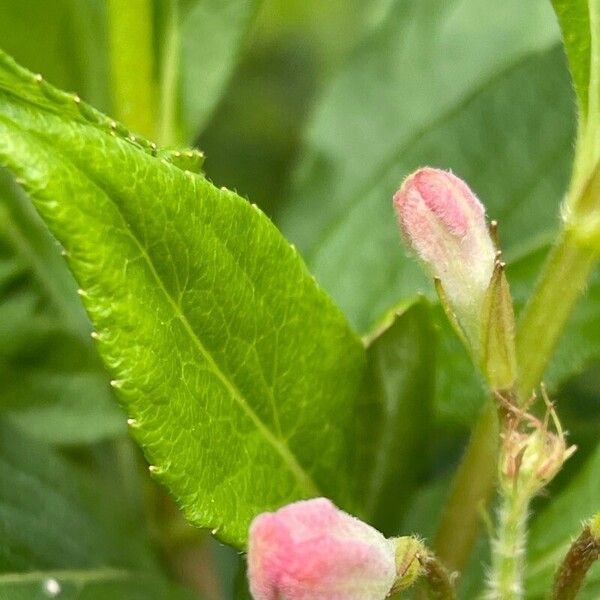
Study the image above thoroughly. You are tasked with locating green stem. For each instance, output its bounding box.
[107,0,157,138]
[488,488,529,600]
[434,401,499,572]
[157,0,181,146]
[516,230,598,401]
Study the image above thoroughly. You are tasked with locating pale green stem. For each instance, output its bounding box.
[487,488,529,600]
[516,230,598,402]
[107,0,157,138]
[157,0,182,146]
[434,401,499,572]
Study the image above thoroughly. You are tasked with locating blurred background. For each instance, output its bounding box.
[0,0,599,598]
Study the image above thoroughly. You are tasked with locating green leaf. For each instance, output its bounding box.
[526,442,600,599]
[0,420,196,599]
[0,422,146,572]
[551,0,600,233]
[0,51,365,548]
[0,0,110,111]
[551,0,598,122]
[176,0,262,141]
[153,0,262,145]
[0,170,125,444]
[357,301,435,536]
[0,571,197,600]
[198,0,391,215]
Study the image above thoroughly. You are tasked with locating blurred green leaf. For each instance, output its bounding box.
[0,420,196,600]
[0,572,198,600]
[199,0,387,215]
[0,425,151,573]
[0,51,365,547]
[0,171,125,444]
[109,0,262,144]
[556,362,600,453]
[175,0,262,141]
[0,0,110,111]
[526,442,600,599]
[358,301,435,536]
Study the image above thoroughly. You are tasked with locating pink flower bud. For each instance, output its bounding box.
[394,168,496,343]
[247,498,396,600]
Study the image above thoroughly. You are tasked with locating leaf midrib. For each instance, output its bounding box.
[1,114,321,498]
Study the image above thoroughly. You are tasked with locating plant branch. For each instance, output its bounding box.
[157,0,181,146]
[516,230,598,402]
[486,487,529,600]
[418,552,457,600]
[107,0,157,139]
[551,516,600,600]
[434,401,499,572]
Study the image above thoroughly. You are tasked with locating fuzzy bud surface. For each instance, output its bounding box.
[247,498,396,600]
[394,168,496,343]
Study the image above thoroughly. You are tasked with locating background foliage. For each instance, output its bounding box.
[0,0,598,599]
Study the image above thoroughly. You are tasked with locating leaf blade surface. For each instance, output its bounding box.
[0,51,365,547]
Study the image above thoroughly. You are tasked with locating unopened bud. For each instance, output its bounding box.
[498,390,576,497]
[394,168,514,383]
[247,498,396,600]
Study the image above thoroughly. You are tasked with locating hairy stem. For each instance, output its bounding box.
[107,0,157,138]
[516,230,597,401]
[551,521,600,600]
[486,487,529,600]
[418,552,457,600]
[434,401,499,572]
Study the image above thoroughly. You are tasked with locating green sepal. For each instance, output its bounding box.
[389,536,425,594]
[479,260,517,391]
